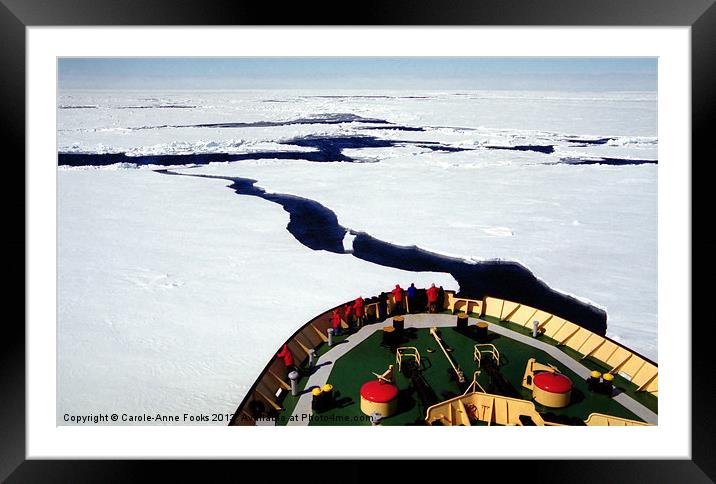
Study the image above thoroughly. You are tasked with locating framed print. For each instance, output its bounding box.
[5,0,714,480]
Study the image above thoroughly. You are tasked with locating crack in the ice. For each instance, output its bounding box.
[483,144,556,154]
[58,134,469,167]
[156,169,608,335]
[558,157,658,166]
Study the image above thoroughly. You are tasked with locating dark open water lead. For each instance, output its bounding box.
[158,169,607,335]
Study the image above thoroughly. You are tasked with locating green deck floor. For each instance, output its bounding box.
[283,323,645,426]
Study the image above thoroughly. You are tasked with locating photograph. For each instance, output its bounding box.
[7,10,709,478]
[56,57,659,428]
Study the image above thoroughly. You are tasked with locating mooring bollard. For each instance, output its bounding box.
[308,349,316,367]
[393,315,405,332]
[289,371,299,397]
[533,320,539,338]
[476,321,488,341]
[327,328,334,347]
[370,412,383,426]
[456,313,468,331]
[601,372,614,396]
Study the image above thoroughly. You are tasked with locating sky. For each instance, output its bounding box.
[58,58,657,91]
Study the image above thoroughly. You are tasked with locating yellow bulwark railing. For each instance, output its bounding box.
[446,293,658,398]
[231,300,347,425]
[584,413,651,426]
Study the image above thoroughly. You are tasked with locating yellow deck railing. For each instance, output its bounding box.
[395,346,421,373]
[473,343,500,368]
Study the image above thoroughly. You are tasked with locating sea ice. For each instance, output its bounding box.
[57,89,657,424]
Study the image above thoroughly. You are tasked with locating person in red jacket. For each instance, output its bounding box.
[426,283,439,313]
[391,284,405,315]
[276,343,297,375]
[331,308,342,336]
[343,303,353,329]
[353,296,365,328]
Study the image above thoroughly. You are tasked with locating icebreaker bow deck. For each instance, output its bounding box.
[231,291,657,426]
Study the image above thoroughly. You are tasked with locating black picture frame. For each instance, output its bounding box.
[5,0,713,481]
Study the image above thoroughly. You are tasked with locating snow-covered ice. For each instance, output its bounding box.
[57,89,657,424]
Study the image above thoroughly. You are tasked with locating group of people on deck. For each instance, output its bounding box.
[331,295,366,336]
[331,283,447,336]
[401,282,446,314]
[278,283,447,372]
